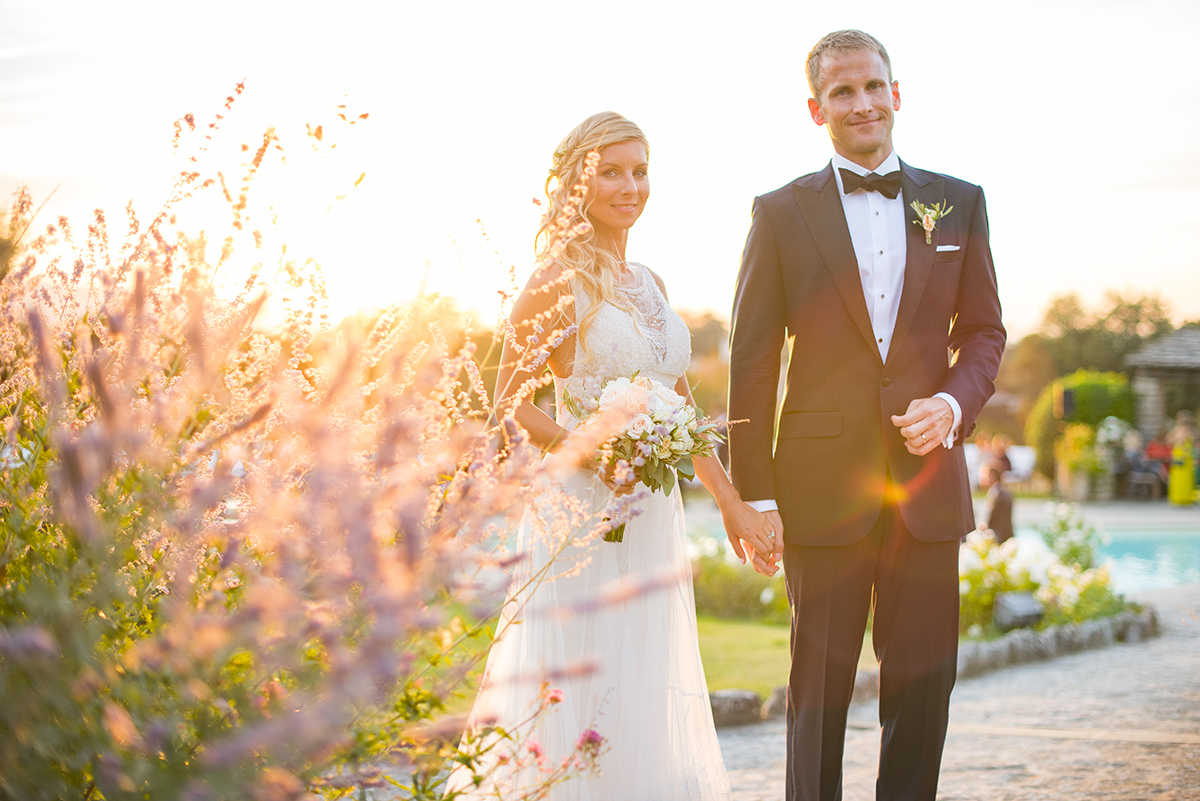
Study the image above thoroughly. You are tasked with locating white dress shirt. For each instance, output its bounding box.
[833,151,907,362]
[746,151,961,516]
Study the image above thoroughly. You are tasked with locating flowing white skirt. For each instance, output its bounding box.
[448,453,730,800]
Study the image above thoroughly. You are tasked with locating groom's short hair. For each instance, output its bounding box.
[806,30,893,99]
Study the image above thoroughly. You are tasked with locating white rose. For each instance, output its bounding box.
[653,383,683,408]
[626,413,654,438]
[654,441,673,460]
[641,391,664,417]
[598,378,633,412]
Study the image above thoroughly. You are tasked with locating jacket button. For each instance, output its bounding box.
[882,377,891,387]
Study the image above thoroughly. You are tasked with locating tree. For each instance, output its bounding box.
[1038,291,1173,375]
[678,311,730,417]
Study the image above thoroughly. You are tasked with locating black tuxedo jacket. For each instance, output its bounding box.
[728,161,1005,546]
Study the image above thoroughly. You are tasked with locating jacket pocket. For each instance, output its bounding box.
[778,411,842,439]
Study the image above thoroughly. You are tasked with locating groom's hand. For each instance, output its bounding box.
[891,397,953,456]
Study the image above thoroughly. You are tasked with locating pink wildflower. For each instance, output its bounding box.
[575,728,605,757]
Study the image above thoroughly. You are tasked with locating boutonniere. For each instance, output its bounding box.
[910,199,953,245]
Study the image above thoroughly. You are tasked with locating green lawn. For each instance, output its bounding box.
[447,615,878,711]
[697,616,876,699]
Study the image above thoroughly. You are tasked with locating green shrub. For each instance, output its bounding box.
[958,534,1039,635]
[692,555,789,626]
[1055,423,1101,475]
[1038,502,1107,570]
[959,505,1127,637]
[1025,370,1134,479]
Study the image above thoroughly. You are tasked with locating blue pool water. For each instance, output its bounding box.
[1096,529,1200,592]
[1016,527,1200,593]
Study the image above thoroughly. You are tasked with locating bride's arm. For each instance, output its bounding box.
[493,263,576,452]
[673,375,779,577]
[649,271,779,574]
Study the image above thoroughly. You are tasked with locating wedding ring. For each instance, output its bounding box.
[768,531,776,540]
[920,433,927,444]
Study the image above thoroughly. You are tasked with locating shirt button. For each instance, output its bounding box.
[880,293,885,298]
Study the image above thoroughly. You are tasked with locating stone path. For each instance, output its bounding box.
[717,582,1200,800]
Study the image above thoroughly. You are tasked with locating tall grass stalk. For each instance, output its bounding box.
[0,91,621,801]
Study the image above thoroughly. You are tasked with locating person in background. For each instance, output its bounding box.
[1145,429,1173,496]
[977,460,1013,544]
[989,433,1013,475]
[1166,411,1197,506]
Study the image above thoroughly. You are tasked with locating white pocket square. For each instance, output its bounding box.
[935,244,960,252]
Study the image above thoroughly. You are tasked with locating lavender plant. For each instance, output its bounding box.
[0,94,609,800]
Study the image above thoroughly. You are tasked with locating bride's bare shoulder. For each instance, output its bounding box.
[641,264,670,302]
[510,262,574,323]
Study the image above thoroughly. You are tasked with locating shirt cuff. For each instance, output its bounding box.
[746,499,779,513]
[934,392,962,449]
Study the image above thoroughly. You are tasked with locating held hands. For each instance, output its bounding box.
[891,397,953,456]
[719,502,783,577]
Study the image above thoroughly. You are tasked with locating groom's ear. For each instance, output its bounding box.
[807,97,826,127]
[892,81,901,111]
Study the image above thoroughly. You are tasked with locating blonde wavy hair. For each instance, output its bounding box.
[536,111,649,358]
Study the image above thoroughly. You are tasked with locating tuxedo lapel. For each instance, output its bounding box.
[889,162,944,364]
[790,166,879,362]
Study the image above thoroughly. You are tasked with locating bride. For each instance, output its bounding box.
[448,112,777,800]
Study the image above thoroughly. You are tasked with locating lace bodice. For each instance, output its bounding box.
[555,263,691,425]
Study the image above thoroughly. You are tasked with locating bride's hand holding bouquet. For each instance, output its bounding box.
[563,374,725,542]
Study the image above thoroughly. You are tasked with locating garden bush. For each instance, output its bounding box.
[692,554,789,626]
[959,504,1126,636]
[1025,370,1134,479]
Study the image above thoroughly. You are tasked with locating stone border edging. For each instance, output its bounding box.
[711,607,1160,728]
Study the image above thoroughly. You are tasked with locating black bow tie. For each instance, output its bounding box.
[839,168,902,199]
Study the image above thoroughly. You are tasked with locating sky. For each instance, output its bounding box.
[2,0,1199,338]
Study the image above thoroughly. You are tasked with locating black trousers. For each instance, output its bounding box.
[782,500,960,801]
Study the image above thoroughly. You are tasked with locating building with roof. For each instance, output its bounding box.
[1126,327,1200,439]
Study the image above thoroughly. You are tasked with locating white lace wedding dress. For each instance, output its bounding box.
[448,263,730,800]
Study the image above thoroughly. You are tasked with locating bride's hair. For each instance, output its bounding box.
[537,111,649,358]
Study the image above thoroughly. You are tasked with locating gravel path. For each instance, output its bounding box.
[718,582,1200,800]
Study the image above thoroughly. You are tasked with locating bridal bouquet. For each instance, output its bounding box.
[563,374,725,542]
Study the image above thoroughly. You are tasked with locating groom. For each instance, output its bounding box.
[727,30,1005,801]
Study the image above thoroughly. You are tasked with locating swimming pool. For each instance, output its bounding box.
[1016,526,1200,594]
